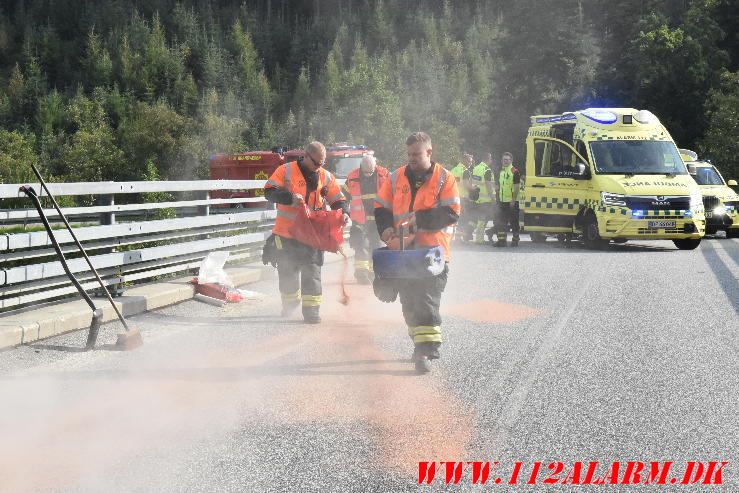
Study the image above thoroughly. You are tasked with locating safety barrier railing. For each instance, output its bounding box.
[0,180,275,312]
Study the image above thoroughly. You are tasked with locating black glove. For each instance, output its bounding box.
[469,186,480,202]
[262,234,278,268]
[373,275,399,303]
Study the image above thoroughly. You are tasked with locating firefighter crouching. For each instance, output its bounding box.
[343,155,390,284]
[263,141,349,324]
[494,152,521,247]
[374,132,461,373]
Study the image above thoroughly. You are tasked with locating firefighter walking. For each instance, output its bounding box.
[374,132,460,373]
[343,155,390,284]
[494,152,521,247]
[264,141,349,323]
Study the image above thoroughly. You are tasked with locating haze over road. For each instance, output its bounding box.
[1,238,737,492]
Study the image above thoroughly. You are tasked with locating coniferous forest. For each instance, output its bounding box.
[0,0,738,185]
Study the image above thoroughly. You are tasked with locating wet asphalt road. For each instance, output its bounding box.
[0,236,737,492]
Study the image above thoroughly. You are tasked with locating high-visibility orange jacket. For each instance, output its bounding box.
[264,161,345,239]
[343,166,390,225]
[374,163,460,260]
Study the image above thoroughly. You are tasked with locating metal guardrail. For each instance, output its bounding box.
[0,180,276,312]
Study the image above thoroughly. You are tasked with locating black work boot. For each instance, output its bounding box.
[412,342,439,373]
[426,342,441,360]
[302,306,321,324]
[511,236,520,247]
[281,301,300,318]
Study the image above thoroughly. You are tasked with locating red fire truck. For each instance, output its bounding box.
[209,144,374,208]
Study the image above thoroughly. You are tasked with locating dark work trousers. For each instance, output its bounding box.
[458,199,477,240]
[275,235,324,316]
[351,221,383,267]
[495,202,520,242]
[397,264,449,346]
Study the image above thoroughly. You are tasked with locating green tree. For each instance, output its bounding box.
[699,70,739,179]
[62,90,125,183]
[0,129,38,184]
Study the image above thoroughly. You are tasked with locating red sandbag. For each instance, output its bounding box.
[288,202,344,252]
[189,278,244,303]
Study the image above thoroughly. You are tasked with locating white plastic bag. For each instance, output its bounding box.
[197,251,233,286]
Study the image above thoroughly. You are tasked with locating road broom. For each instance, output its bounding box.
[20,165,143,351]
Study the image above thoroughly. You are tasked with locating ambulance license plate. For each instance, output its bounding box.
[705,211,713,218]
[647,220,676,229]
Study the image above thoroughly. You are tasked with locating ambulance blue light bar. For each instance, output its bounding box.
[583,109,618,124]
[535,114,577,123]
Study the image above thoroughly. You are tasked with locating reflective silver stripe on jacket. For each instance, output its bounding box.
[394,212,412,223]
[440,197,461,206]
[433,166,448,207]
[391,168,401,193]
[374,196,391,208]
[277,210,296,220]
[417,226,454,234]
[285,162,292,186]
[265,179,281,188]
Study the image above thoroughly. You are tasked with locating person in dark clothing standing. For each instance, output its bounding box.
[494,152,522,247]
[264,141,349,323]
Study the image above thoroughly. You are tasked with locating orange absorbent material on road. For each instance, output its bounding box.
[288,202,345,253]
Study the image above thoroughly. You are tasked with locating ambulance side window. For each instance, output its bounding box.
[534,141,549,176]
[575,140,588,163]
[535,139,577,177]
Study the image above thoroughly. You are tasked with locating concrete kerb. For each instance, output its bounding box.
[0,249,353,351]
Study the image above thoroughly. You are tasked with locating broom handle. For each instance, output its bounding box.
[29,164,130,331]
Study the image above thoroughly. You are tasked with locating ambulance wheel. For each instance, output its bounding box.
[673,239,701,250]
[530,232,547,243]
[583,215,609,249]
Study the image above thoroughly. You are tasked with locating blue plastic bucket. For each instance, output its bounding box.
[372,246,445,279]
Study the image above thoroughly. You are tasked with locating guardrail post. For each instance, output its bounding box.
[99,194,115,225]
[197,190,210,217]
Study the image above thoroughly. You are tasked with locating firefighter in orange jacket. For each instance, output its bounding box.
[264,141,349,324]
[373,132,461,373]
[343,155,390,284]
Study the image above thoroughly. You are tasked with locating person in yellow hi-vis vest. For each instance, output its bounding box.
[450,153,477,242]
[342,155,390,284]
[471,152,496,243]
[494,152,521,247]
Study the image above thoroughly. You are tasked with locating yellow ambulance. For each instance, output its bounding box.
[678,150,739,238]
[523,108,705,249]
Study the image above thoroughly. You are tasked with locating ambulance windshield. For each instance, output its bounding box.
[589,141,687,175]
[692,166,724,185]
